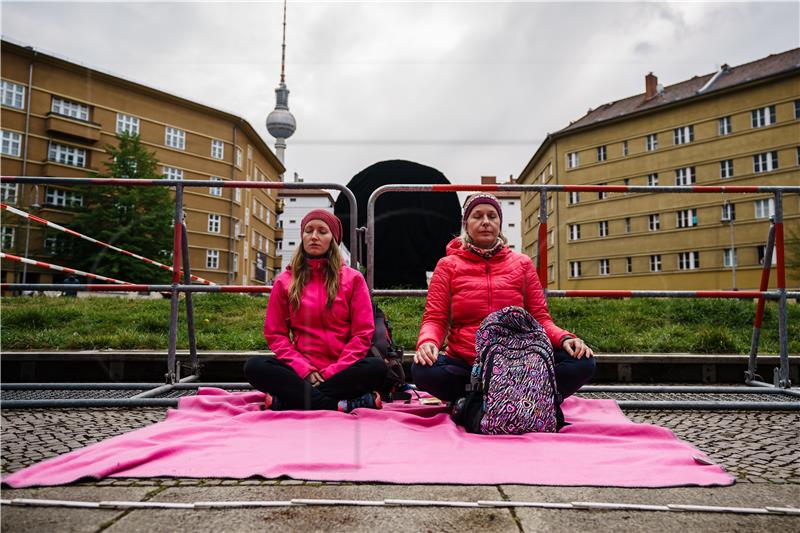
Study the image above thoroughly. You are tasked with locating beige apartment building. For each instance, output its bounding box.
[519,49,800,290]
[0,39,285,286]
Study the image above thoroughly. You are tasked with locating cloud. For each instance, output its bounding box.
[2,1,798,186]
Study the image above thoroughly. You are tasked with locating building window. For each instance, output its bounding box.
[720,159,734,179]
[649,214,660,231]
[718,116,732,135]
[622,140,629,156]
[44,187,83,208]
[673,125,694,145]
[795,100,800,119]
[209,177,223,196]
[1,183,18,203]
[753,151,778,173]
[1,80,25,109]
[598,184,608,200]
[48,142,86,167]
[678,251,700,270]
[208,214,221,234]
[548,230,554,246]
[568,191,580,205]
[569,224,580,241]
[647,173,658,187]
[1,226,14,249]
[1,130,22,157]
[757,245,777,265]
[676,208,698,228]
[723,248,737,268]
[211,139,224,160]
[165,127,185,150]
[754,198,775,219]
[235,147,243,168]
[234,187,241,203]
[233,252,239,274]
[566,152,579,169]
[599,220,608,237]
[624,217,631,233]
[650,255,662,272]
[51,97,89,121]
[163,166,183,180]
[206,250,219,269]
[646,133,658,151]
[548,265,554,282]
[626,257,633,273]
[721,202,736,222]
[569,261,581,278]
[266,210,271,225]
[43,236,59,255]
[597,145,607,162]
[751,105,776,128]
[116,113,139,135]
[599,259,610,276]
[675,166,696,186]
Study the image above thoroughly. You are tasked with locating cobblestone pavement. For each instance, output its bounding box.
[2,401,798,485]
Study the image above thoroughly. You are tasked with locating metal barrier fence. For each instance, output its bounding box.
[366,183,800,397]
[1,176,799,409]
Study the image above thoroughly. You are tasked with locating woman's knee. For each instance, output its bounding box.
[243,355,275,381]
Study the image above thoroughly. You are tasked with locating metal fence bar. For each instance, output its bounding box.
[370,288,785,299]
[165,184,184,384]
[773,191,791,388]
[0,177,360,269]
[615,401,799,410]
[580,385,797,394]
[180,221,199,375]
[747,222,776,384]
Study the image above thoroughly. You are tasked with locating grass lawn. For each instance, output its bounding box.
[1,293,797,354]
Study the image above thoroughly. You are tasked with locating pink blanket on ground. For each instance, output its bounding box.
[3,388,733,488]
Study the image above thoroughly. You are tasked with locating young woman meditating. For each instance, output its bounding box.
[244,209,387,412]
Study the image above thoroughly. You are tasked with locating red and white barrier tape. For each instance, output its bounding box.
[1,203,215,285]
[0,252,133,286]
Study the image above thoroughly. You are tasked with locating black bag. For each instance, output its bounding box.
[368,303,406,400]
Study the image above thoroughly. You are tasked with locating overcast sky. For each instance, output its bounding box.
[2,1,799,188]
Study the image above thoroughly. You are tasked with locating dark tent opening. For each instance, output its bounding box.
[334,160,461,289]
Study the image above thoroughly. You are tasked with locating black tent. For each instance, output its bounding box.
[334,160,461,289]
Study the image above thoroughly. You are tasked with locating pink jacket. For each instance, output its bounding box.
[264,259,375,379]
[417,238,573,364]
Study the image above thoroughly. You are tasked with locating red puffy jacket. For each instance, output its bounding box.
[417,238,573,364]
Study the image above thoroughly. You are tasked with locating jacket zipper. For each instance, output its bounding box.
[485,261,493,311]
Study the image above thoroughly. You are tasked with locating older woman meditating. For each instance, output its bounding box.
[413,193,595,403]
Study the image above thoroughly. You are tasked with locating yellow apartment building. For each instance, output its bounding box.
[0,39,285,286]
[519,48,800,290]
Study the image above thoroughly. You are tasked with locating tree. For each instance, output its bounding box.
[69,133,174,284]
[786,221,800,288]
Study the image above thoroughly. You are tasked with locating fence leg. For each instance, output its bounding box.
[773,192,791,389]
[746,222,775,384]
[537,191,548,288]
[166,184,184,385]
[180,221,199,376]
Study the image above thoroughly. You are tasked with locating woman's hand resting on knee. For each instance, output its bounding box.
[562,337,594,359]
[414,342,439,366]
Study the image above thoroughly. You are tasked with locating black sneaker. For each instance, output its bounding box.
[338,392,382,413]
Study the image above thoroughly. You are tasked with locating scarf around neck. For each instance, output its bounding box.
[464,238,505,259]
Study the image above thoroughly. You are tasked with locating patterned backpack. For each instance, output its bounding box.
[451,306,561,435]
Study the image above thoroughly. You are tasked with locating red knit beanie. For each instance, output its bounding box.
[300,209,343,244]
[462,193,503,228]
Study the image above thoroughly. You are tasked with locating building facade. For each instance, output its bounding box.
[519,49,800,290]
[1,40,286,286]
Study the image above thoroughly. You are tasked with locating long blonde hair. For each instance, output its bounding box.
[287,242,342,310]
